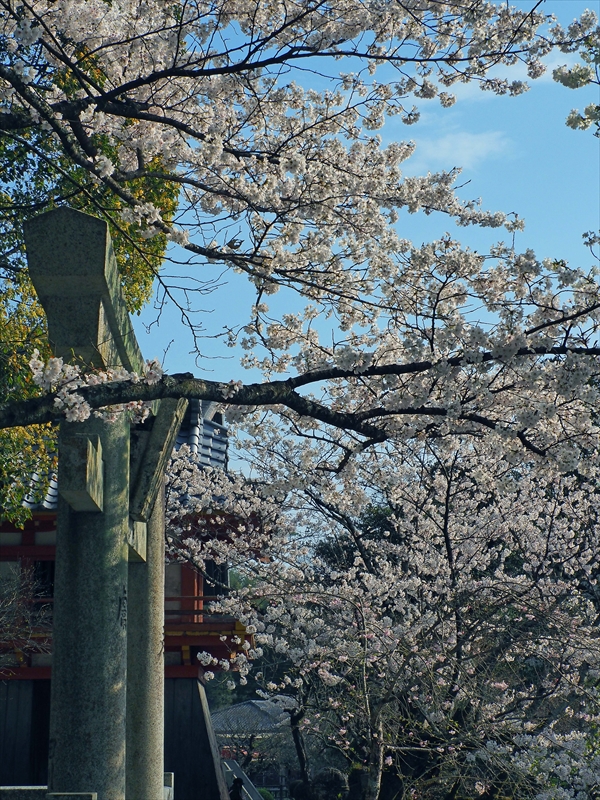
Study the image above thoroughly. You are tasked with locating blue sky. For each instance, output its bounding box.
[132,0,600,381]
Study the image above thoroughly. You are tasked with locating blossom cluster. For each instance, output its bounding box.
[551,18,600,136]
[28,350,163,423]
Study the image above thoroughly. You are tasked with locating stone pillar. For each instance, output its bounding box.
[126,485,165,800]
[25,208,144,800]
[47,415,130,799]
[126,398,187,800]
[25,209,187,800]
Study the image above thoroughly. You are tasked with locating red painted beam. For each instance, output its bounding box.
[0,666,51,680]
[164,665,202,678]
[0,546,56,558]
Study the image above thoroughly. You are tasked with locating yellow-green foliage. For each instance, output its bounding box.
[0,127,179,523]
[0,272,56,525]
[50,48,180,310]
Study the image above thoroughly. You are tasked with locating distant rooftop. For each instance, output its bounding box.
[175,399,227,470]
[212,699,291,736]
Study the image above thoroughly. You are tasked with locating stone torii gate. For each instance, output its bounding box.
[22,207,189,800]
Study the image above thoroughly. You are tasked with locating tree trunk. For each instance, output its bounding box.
[289,707,312,799]
[241,735,255,769]
[362,719,384,800]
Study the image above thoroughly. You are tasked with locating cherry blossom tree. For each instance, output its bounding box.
[6,227,600,488]
[0,562,52,667]
[2,5,599,796]
[0,1,599,472]
[167,435,600,800]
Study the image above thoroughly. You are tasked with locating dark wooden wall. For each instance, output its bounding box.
[165,677,227,800]
[1,679,222,799]
[0,680,50,785]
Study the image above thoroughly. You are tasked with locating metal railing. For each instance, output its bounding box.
[222,759,265,800]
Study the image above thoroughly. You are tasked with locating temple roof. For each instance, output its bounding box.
[211,699,292,736]
[175,400,228,469]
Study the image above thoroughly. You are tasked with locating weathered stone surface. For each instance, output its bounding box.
[0,789,48,800]
[24,207,144,373]
[46,794,98,799]
[127,519,147,562]
[24,208,188,800]
[126,485,166,800]
[58,435,103,513]
[48,416,130,800]
[130,399,188,522]
[163,774,174,800]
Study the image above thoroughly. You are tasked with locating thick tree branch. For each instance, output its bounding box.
[0,110,35,131]
[0,373,386,437]
[287,345,600,389]
[3,341,599,451]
